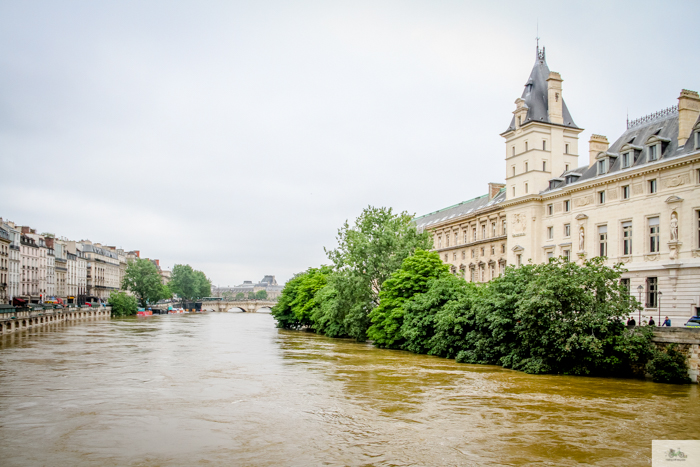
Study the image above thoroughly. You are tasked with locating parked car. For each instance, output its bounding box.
[684,316,700,327]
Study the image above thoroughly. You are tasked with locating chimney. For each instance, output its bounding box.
[155,259,160,266]
[134,250,140,258]
[488,182,506,199]
[546,72,563,124]
[589,134,609,168]
[678,89,700,146]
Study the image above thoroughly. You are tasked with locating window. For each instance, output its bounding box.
[597,159,607,175]
[646,277,658,308]
[598,191,606,204]
[491,245,495,255]
[547,226,553,239]
[622,152,631,168]
[564,200,571,212]
[598,225,608,257]
[525,162,529,172]
[445,235,449,247]
[696,131,700,149]
[698,210,700,248]
[563,249,571,261]
[546,251,554,260]
[471,249,475,258]
[491,222,496,237]
[648,144,658,161]
[481,247,485,256]
[501,243,506,253]
[462,250,466,260]
[621,278,630,293]
[512,166,516,176]
[525,183,529,193]
[565,144,569,154]
[512,186,516,196]
[464,231,468,244]
[622,185,630,199]
[437,237,442,248]
[453,252,457,261]
[565,163,570,171]
[543,161,547,171]
[512,146,515,157]
[543,141,547,150]
[444,254,448,262]
[516,254,522,266]
[454,233,458,245]
[564,224,571,237]
[473,227,477,241]
[490,263,495,279]
[649,217,660,253]
[481,225,486,238]
[503,219,507,235]
[649,179,657,193]
[622,221,633,256]
[525,141,528,151]
[547,204,553,215]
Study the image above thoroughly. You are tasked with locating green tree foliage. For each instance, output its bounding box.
[235,292,245,300]
[247,291,256,299]
[367,250,450,348]
[271,267,331,330]
[169,264,211,302]
[255,290,268,300]
[122,258,169,307]
[646,344,692,384]
[108,291,138,317]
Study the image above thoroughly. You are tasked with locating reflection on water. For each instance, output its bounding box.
[0,313,697,466]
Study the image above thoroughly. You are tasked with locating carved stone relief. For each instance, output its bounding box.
[662,173,690,189]
[512,213,527,234]
[575,196,593,207]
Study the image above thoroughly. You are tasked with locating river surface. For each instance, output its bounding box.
[0,313,698,466]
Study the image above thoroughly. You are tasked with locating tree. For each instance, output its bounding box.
[367,250,450,348]
[108,291,138,317]
[255,290,268,300]
[122,258,169,307]
[247,291,256,299]
[235,292,245,300]
[271,266,331,330]
[169,264,211,303]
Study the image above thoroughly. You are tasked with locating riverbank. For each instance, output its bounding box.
[0,307,111,334]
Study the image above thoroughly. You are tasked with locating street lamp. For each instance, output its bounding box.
[657,291,663,327]
[637,284,644,324]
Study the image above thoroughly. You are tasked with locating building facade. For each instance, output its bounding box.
[0,228,10,303]
[418,46,700,326]
[81,241,120,300]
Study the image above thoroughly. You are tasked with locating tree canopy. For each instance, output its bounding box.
[121,258,170,307]
[108,291,138,317]
[168,264,211,302]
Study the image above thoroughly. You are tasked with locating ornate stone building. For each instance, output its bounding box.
[418,46,700,325]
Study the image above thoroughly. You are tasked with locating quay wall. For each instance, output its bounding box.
[651,327,700,383]
[0,307,112,335]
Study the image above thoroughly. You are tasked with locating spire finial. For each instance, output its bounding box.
[535,21,545,62]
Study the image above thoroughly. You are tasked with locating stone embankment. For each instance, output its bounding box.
[651,327,700,383]
[0,307,111,334]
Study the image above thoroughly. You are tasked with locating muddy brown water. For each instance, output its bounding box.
[0,313,697,466]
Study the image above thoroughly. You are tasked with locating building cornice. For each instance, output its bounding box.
[434,235,507,253]
[423,203,506,232]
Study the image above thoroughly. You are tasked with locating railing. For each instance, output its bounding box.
[627,106,678,129]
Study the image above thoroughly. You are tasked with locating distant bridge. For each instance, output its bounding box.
[200,299,277,313]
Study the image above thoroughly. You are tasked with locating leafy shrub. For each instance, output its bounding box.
[646,344,692,384]
[108,291,138,317]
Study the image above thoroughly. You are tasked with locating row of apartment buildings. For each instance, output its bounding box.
[415,46,700,326]
[0,219,171,305]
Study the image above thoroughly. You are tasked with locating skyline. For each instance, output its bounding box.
[2,0,699,286]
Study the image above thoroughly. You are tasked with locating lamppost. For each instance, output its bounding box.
[637,284,644,324]
[657,291,663,327]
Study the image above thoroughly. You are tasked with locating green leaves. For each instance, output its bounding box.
[168,264,211,302]
[121,258,169,307]
[108,291,138,317]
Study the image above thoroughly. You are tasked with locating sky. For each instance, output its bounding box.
[1,0,698,287]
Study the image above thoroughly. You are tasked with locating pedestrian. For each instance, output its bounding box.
[627,317,636,327]
[648,317,656,326]
[662,316,671,327]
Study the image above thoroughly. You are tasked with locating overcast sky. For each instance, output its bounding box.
[1,0,698,286]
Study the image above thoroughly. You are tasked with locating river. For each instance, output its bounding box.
[0,312,697,466]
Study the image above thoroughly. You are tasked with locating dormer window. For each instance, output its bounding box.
[648,144,658,161]
[695,130,700,149]
[622,152,632,168]
[597,159,607,175]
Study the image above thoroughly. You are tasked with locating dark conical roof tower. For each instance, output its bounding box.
[504,46,579,132]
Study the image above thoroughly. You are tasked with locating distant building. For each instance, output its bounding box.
[0,227,10,303]
[214,275,283,299]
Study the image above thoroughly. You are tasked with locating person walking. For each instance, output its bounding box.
[648,317,656,326]
[662,316,671,327]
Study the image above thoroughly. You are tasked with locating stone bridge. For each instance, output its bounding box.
[200,300,277,313]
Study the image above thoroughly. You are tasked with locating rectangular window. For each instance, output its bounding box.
[437,237,442,248]
[547,204,553,215]
[621,278,630,293]
[525,162,529,172]
[622,152,629,168]
[565,144,569,154]
[598,159,606,175]
[503,219,507,235]
[501,243,506,253]
[598,225,608,257]
[622,185,630,199]
[649,179,657,193]
[525,141,528,151]
[546,251,554,260]
[481,225,486,238]
[480,247,485,256]
[453,252,457,260]
[564,224,571,237]
[473,228,477,241]
[599,191,606,204]
[563,249,571,261]
[491,245,495,255]
[564,200,571,212]
[696,131,700,149]
[462,250,466,260]
[525,183,529,193]
[648,144,658,161]
[512,186,516,197]
[543,141,547,151]
[547,226,553,239]
[516,254,522,266]
[646,277,658,308]
[512,146,515,157]
[471,249,475,258]
[446,235,449,247]
[454,233,458,245]
[622,221,633,256]
[698,211,700,248]
[492,222,496,237]
[543,161,547,171]
[512,166,516,176]
[649,217,660,253]
[464,231,468,244]
[565,163,570,171]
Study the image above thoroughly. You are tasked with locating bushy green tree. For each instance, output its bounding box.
[271,267,331,329]
[368,250,449,348]
[255,290,268,300]
[235,292,245,300]
[169,264,210,303]
[122,258,169,307]
[108,291,138,317]
[647,344,692,384]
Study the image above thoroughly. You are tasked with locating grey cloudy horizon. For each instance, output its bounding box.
[1,0,698,287]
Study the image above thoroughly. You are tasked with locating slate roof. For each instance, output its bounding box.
[543,108,699,194]
[504,47,579,133]
[415,189,506,230]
